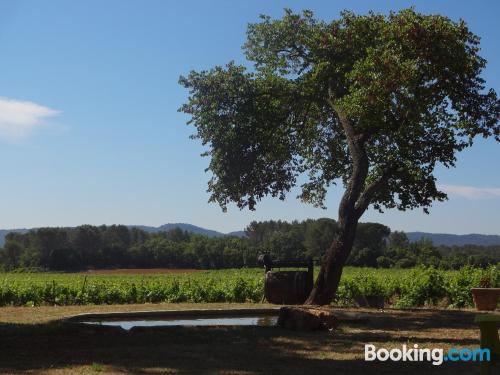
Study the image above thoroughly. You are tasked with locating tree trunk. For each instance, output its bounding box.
[304,211,359,305]
[305,101,369,306]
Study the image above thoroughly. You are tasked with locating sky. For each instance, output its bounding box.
[0,0,499,235]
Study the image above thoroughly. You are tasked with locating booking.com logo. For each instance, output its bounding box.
[365,344,491,366]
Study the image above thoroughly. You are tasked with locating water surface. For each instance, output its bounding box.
[83,315,278,330]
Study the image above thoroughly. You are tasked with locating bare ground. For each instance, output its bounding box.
[79,268,202,275]
[0,304,493,374]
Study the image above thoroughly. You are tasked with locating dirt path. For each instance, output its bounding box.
[79,268,203,275]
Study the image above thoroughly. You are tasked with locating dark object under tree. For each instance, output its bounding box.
[258,254,313,304]
[179,9,500,305]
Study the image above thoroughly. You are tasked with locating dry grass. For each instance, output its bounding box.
[0,305,491,374]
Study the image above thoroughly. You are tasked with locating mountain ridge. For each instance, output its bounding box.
[406,232,500,246]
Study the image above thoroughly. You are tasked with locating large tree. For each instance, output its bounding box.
[179,9,499,305]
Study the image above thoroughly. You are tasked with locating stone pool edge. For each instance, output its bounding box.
[62,307,282,323]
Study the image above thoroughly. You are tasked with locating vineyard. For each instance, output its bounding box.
[0,266,498,308]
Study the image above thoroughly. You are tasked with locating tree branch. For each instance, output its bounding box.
[329,99,370,221]
[354,164,398,217]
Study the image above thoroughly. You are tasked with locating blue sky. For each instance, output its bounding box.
[0,0,498,234]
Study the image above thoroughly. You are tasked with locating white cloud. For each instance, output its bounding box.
[439,184,500,199]
[0,97,59,141]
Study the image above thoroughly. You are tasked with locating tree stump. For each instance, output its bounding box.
[277,306,338,331]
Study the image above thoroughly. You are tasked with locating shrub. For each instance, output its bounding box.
[395,267,446,308]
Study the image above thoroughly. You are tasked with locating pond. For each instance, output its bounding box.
[68,309,281,330]
[82,315,278,330]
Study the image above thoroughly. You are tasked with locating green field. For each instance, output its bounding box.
[0,266,497,308]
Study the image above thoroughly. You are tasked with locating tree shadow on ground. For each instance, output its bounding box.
[0,311,484,375]
[335,308,479,330]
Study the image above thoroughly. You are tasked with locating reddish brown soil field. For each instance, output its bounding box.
[79,268,202,275]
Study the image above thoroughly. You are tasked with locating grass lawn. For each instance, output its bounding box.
[0,303,489,374]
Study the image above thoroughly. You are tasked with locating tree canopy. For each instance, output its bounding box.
[179,8,499,214]
[180,8,499,304]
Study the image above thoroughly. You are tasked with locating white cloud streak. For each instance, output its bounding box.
[439,184,500,199]
[0,97,59,141]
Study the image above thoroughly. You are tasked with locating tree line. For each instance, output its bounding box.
[245,219,499,269]
[0,220,498,271]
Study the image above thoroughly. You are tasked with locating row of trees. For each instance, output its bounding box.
[0,226,258,271]
[245,219,499,270]
[246,219,390,262]
[376,233,498,269]
[0,220,498,271]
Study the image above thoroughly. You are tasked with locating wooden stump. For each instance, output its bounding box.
[277,306,338,331]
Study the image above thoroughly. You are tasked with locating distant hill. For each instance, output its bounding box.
[130,224,247,238]
[406,232,500,246]
[227,230,247,238]
[129,223,225,237]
